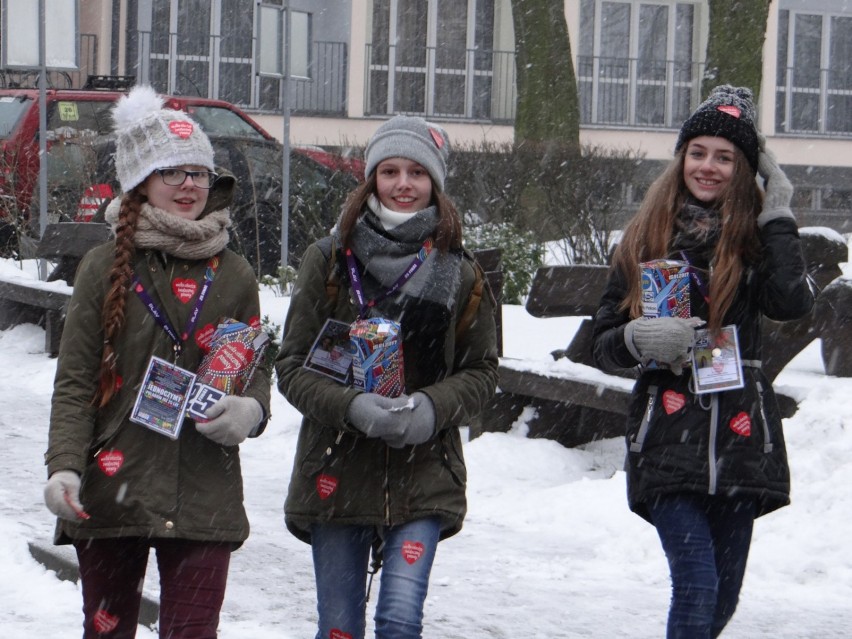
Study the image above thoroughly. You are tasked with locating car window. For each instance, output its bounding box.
[0,96,32,139]
[47,99,115,139]
[184,106,267,140]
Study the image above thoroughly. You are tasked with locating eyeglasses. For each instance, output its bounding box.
[154,168,219,189]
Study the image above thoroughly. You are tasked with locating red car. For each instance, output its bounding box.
[0,80,362,274]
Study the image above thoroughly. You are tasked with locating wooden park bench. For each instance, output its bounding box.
[0,223,111,355]
[472,228,848,448]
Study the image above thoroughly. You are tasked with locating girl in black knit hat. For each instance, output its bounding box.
[592,85,815,638]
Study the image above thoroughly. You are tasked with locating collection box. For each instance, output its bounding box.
[349,318,405,398]
[640,259,691,319]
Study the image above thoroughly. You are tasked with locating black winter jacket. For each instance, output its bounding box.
[592,217,814,522]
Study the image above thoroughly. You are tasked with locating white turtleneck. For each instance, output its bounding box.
[369,195,418,230]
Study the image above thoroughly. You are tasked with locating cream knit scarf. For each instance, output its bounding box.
[105,197,231,260]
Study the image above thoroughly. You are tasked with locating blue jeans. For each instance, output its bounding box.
[647,494,756,639]
[311,517,441,639]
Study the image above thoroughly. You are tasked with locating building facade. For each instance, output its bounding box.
[71,0,852,227]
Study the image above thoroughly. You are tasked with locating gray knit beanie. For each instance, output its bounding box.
[111,85,215,192]
[675,84,759,172]
[364,115,450,190]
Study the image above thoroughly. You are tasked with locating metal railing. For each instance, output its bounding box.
[576,55,703,129]
[0,34,97,90]
[364,44,516,122]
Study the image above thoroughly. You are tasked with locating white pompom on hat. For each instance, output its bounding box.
[364,115,451,190]
[111,85,215,193]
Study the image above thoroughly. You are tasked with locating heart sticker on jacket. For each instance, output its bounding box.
[662,390,686,414]
[402,541,425,565]
[97,450,124,476]
[330,630,352,639]
[316,474,338,500]
[195,323,215,352]
[172,278,198,303]
[94,609,120,633]
[729,412,752,437]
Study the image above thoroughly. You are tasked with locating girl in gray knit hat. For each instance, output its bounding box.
[591,85,814,638]
[276,114,498,639]
[43,85,271,638]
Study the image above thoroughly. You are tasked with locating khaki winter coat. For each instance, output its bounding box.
[276,240,499,544]
[46,243,271,545]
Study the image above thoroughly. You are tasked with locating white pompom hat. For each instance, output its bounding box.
[111,85,215,193]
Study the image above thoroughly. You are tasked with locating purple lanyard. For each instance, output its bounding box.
[345,238,434,317]
[679,251,710,302]
[132,257,219,356]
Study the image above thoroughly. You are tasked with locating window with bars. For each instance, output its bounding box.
[776,5,852,136]
[366,0,512,121]
[578,0,701,129]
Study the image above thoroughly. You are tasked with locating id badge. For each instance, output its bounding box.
[303,318,354,385]
[130,356,197,439]
[690,325,745,394]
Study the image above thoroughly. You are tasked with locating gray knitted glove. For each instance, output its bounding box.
[625,316,705,375]
[757,146,795,227]
[346,393,410,440]
[44,470,88,521]
[196,395,263,446]
[382,392,436,448]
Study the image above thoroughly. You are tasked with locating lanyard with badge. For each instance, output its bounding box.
[680,251,745,394]
[129,257,219,438]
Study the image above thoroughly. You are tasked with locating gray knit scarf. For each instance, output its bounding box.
[339,202,461,313]
[105,197,231,260]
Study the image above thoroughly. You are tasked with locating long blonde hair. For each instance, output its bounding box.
[611,146,762,334]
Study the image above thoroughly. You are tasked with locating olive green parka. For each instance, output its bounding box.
[46,242,271,545]
[276,239,499,544]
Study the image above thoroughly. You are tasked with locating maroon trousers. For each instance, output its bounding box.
[74,538,232,639]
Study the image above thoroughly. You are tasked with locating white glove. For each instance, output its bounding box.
[625,316,705,375]
[196,396,263,446]
[346,393,410,440]
[757,146,795,227]
[382,392,436,448]
[44,470,88,521]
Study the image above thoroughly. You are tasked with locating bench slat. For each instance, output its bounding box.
[525,264,610,318]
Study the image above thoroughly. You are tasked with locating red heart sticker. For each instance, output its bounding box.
[316,474,338,500]
[134,282,143,293]
[730,412,752,437]
[195,323,215,352]
[94,609,119,633]
[429,127,444,148]
[97,450,124,476]
[210,342,251,375]
[330,630,352,639]
[662,390,686,415]
[401,540,425,565]
[168,120,194,139]
[248,315,261,330]
[717,104,742,118]
[172,278,198,303]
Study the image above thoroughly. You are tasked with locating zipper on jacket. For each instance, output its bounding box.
[708,393,719,495]
[630,385,658,453]
[755,380,774,453]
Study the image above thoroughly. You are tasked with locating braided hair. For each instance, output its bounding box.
[93,190,144,407]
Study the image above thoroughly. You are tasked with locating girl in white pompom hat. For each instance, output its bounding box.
[43,85,271,638]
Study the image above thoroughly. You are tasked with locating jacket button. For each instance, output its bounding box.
[164,521,174,530]
[325,447,332,456]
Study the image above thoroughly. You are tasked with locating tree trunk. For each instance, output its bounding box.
[511,0,579,146]
[703,0,771,101]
